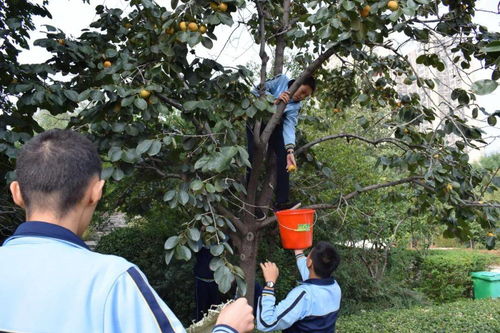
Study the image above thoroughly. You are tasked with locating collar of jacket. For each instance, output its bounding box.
[4,221,90,250]
[302,277,336,285]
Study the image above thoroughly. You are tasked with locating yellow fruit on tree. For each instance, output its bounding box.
[445,183,453,192]
[57,39,65,45]
[360,5,371,17]
[487,232,494,237]
[433,154,440,159]
[188,22,198,32]
[333,108,341,113]
[403,128,409,134]
[387,0,399,11]
[210,2,219,10]
[287,165,297,173]
[166,27,175,35]
[139,89,151,99]
[179,21,188,32]
[103,60,112,68]
[218,2,228,12]
[199,25,207,34]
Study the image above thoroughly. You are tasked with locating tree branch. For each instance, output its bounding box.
[258,176,424,229]
[273,0,290,76]
[295,133,424,155]
[216,204,246,232]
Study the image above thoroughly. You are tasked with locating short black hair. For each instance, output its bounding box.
[310,241,340,278]
[287,76,317,92]
[15,129,102,216]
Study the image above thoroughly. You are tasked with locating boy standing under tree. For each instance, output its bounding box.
[257,241,341,332]
[248,74,316,219]
[0,129,254,333]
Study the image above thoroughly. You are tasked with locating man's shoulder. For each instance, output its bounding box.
[83,250,136,276]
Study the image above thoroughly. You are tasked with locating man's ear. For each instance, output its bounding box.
[10,181,26,209]
[306,256,313,269]
[88,178,105,206]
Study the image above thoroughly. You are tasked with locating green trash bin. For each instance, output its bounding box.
[471,272,500,299]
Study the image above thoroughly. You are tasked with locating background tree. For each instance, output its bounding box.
[1,0,499,305]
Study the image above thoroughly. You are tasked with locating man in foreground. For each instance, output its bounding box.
[257,241,341,332]
[0,129,254,333]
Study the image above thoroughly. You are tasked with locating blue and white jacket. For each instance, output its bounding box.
[0,221,236,333]
[257,253,341,333]
[253,74,302,149]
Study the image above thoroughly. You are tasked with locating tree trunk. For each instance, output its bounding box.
[239,228,259,308]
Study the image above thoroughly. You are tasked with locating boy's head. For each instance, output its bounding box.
[10,129,103,229]
[307,241,340,278]
[288,76,316,102]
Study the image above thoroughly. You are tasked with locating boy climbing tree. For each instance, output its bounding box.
[248,74,316,220]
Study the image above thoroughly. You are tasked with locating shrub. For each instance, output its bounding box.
[410,250,496,302]
[95,222,196,326]
[336,299,500,333]
[257,229,427,316]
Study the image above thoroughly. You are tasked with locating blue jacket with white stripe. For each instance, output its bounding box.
[0,221,236,333]
[257,253,341,333]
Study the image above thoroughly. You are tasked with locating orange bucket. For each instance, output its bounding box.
[275,209,315,249]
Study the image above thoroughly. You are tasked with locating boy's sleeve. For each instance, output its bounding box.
[282,106,299,149]
[251,74,285,97]
[295,252,309,281]
[103,266,186,333]
[256,287,308,332]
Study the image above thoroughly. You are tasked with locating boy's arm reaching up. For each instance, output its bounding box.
[294,250,309,281]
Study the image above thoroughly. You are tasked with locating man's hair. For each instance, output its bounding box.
[287,76,317,92]
[310,241,340,278]
[15,129,102,216]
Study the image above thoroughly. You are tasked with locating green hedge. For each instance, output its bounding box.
[336,299,500,333]
[410,250,496,303]
[95,222,196,325]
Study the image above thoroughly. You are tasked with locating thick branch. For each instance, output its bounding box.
[273,0,290,76]
[217,204,246,232]
[258,176,424,229]
[295,133,424,155]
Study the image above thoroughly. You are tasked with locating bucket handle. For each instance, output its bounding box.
[278,213,318,232]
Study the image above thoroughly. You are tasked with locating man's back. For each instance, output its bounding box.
[0,222,185,333]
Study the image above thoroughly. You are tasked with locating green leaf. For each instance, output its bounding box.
[101,167,114,180]
[164,236,180,250]
[134,98,148,110]
[187,228,201,241]
[63,90,79,102]
[163,190,176,202]
[183,101,198,111]
[483,41,500,53]
[487,116,497,126]
[175,245,192,261]
[136,139,154,155]
[190,180,204,191]
[165,250,175,265]
[148,140,161,156]
[112,168,125,181]
[254,98,267,111]
[121,96,135,107]
[210,244,224,256]
[179,190,189,205]
[209,257,224,271]
[201,37,213,49]
[471,80,498,96]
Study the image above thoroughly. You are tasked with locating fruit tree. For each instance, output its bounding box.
[1,0,499,304]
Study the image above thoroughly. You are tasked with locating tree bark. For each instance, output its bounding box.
[238,226,259,307]
[273,0,290,76]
